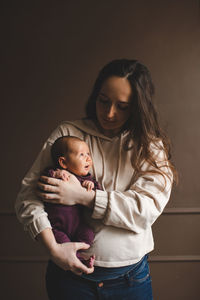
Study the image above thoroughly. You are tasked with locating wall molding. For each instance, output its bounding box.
[163,207,200,214]
[1,207,200,216]
[149,255,200,262]
[0,256,48,263]
[1,255,200,263]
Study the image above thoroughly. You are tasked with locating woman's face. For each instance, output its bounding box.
[96,76,132,137]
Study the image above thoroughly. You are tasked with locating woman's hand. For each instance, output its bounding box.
[51,242,94,275]
[37,228,94,276]
[37,174,81,205]
[37,174,95,208]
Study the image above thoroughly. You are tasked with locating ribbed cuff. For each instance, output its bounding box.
[25,214,52,240]
[92,190,108,219]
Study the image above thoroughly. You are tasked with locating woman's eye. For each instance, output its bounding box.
[98,97,109,105]
[117,104,129,111]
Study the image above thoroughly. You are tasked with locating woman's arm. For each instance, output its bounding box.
[38,145,173,234]
[15,141,54,239]
[92,174,172,233]
[37,228,94,275]
[15,124,95,274]
[15,140,94,274]
[91,146,173,233]
[30,129,172,236]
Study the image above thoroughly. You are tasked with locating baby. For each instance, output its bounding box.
[44,136,101,268]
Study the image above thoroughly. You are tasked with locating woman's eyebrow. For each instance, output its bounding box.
[99,92,109,99]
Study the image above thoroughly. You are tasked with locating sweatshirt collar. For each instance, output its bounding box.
[63,118,129,141]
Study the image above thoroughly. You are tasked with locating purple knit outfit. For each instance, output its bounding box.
[44,170,101,247]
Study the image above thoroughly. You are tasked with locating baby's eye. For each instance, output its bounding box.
[80,153,84,156]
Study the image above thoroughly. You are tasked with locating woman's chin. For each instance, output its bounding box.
[101,127,121,137]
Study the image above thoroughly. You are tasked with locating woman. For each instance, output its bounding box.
[15,59,176,300]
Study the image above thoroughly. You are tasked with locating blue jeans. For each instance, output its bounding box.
[46,255,153,300]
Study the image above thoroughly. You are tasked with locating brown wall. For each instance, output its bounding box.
[1,1,200,299]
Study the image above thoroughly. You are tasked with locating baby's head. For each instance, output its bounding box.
[51,136,93,176]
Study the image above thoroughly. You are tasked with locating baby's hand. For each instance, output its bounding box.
[82,180,94,191]
[53,169,71,181]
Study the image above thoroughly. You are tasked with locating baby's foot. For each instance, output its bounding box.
[84,255,95,268]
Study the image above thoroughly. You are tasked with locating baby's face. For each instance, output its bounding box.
[65,141,93,176]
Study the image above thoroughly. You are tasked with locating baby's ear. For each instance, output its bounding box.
[58,156,67,169]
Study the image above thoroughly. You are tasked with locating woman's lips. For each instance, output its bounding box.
[102,118,116,123]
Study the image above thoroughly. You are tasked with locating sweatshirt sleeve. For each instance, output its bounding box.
[15,126,64,239]
[91,144,173,234]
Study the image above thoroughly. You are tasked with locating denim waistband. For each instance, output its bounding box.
[71,255,148,288]
[47,254,149,288]
[81,255,147,282]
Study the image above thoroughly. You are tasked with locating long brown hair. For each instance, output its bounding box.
[86,59,178,184]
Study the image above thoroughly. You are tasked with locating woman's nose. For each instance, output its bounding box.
[107,105,116,118]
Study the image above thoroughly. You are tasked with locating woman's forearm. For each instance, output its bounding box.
[36,228,58,255]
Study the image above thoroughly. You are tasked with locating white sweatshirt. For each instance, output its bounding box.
[15,119,173,267]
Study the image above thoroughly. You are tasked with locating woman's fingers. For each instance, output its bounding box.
[37,176,61,193]
[72,257,94,275]
[70,243,94,275]
[40,176,60,186]
[37,180,60,193]
[72,260,94,275]
[37,176,61,202]
[36,191,60,203]
[73,269,83,276]
[75,242,90,251]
